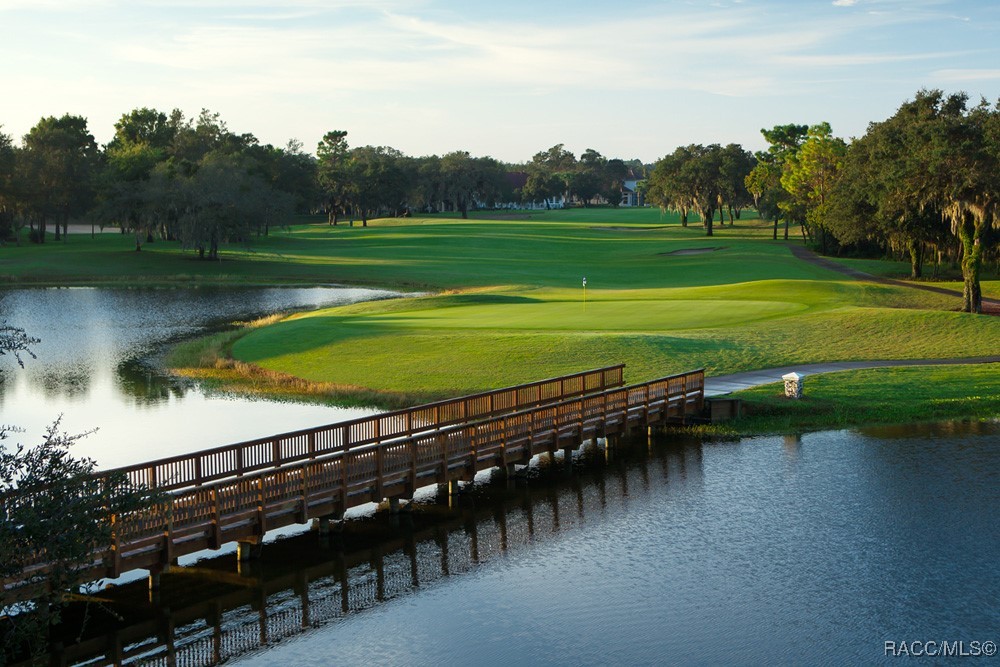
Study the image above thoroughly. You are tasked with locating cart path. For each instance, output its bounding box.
[788,245,1000,315]
[705,356,1000,396]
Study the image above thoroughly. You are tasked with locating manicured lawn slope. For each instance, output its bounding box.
[216,212,999,401]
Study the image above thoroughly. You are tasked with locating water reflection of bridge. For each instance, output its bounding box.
[35,433,706,667]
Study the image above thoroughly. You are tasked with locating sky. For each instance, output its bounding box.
[2,0,998,163]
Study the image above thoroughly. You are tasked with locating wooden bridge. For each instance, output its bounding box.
[2,365,704,600]
[15,435,705,667]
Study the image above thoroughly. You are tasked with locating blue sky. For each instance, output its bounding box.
[2,0,998,163]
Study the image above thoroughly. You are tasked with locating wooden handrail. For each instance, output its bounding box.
[1,365,624,500]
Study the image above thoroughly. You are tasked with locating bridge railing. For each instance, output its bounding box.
[51,365,625,496]
[5,369,703,584]
[112,370,701,558]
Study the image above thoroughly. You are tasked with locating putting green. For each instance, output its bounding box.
[348,298,807,331]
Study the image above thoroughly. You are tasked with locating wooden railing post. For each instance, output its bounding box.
[256,477,266,535]
[469,426,477,473]
[300,464,310,521]
[211,487,221,549]
[109,513,122,578]
[408,440,417,493]
[439,433,449,482]
[376,447,385,500]
[164,499,174,564]
[339,452,349,510]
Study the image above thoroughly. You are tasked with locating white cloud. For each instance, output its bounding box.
[833,0,858,6]
[931,68,1000,82]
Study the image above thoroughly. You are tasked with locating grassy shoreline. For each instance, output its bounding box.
[168,323,1000,435]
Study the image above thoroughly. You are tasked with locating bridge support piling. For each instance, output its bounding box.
[315,512,344,536]
[237,539,262,562]
[563,447,574,468]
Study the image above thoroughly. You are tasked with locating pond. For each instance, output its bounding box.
[30,422,1000,666]
[0,286,397,468]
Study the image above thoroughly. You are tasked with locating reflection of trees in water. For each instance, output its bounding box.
[4,358,189,405]
[29,434,705,667]
[34,365,93,399]
[859,420,1000,440]
[115,358,189,405]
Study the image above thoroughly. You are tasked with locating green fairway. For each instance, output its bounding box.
[6,209,999,409]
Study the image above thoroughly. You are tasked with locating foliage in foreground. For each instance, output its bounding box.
[0,327,153,663]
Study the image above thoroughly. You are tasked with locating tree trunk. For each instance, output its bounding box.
[681,209,688,227]
[704,208,713,237]
[956,215,982,313]
[773,217,778,241]
[908,240,923,279]
[783,218,789,241]
[727,205,734,225]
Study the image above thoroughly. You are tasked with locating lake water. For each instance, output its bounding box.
[233,424,999,667]
[33,422,1000,667]
[0,286,396,468]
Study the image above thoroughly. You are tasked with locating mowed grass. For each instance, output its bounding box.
[6,209,998,407]
[727,365,1000,434]
[231,288,997,400]
[0,210,836,289]
[220,212,996,402]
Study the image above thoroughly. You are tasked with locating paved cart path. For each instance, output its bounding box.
[704,356,1000,396]
[788,245,1000,315]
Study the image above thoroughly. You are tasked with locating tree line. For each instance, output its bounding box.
[642,90,999,314]
[1,91,997,311]
[0,108,646,255]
